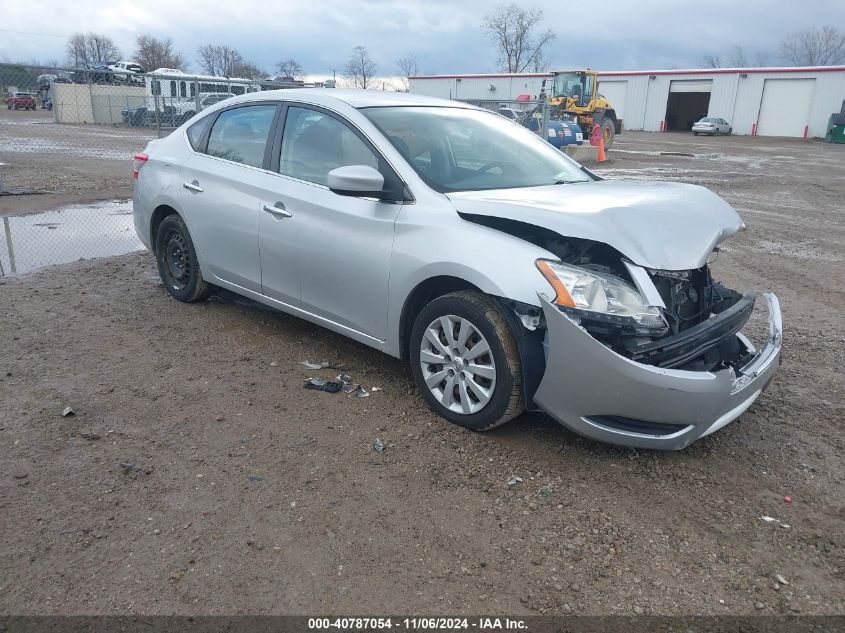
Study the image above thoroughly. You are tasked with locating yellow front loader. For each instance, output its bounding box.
[542,70,621,149]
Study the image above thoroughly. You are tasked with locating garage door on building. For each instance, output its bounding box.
[666,79,713,131]
[756,78,816,137]
[598,80,628,120]
[668,80,713,93]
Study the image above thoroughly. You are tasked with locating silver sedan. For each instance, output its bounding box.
[132,90,781,450]
[692,116,732,135]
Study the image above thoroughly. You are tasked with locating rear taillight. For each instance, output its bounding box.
[132,154,148,179]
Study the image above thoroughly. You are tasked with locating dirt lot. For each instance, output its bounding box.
[0,131,843,616]
[0,108,155,214]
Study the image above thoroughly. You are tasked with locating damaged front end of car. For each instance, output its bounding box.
[450,181,783,449]
[528,238,782,449]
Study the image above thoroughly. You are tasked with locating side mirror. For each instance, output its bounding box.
[327,165,388,199]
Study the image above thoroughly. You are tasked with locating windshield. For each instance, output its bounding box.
[361,106,590,192]
[552,72,594,105]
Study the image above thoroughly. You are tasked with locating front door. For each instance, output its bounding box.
[259,105,401,340]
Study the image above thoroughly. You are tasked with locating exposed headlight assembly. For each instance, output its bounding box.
[536,259,666,331]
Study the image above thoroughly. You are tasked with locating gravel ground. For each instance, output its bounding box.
[0,131,843,616]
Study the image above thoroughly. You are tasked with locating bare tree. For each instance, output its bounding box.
[701,54,722,68]
[344,46,377,89]
[197,44,235,76]
[275,58,303,79]
[135,35,187,72]
[197,45,264,77]
[396,52,418,91]
[780,25,845,65]
[528,49,552,72]
[702,46,769,69]
[235,60,266,79]
[481,3,555,73]
[727,45,747,67]
[66,33,121,68]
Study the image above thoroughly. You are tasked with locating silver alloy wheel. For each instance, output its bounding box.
[419,314,497,415]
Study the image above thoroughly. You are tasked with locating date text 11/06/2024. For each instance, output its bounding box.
[308,618,528,630]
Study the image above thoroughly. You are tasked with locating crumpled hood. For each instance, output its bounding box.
[447,180,744,270]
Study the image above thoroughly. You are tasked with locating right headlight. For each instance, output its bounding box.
[536,259,665,329]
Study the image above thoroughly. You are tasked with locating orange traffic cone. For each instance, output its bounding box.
[590,124,606,162]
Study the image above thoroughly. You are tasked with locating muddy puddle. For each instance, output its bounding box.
[0,199,144,276]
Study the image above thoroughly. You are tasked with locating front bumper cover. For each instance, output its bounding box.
[533,292,783,450]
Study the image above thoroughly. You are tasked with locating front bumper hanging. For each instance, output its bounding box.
[533,292,783,450]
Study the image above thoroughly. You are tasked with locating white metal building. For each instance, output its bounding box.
[408,66,845,138]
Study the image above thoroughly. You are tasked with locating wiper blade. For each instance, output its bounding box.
[553,179,581,185]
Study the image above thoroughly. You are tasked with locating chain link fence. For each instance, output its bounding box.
[0,62,304,277]
[459,98,549,131]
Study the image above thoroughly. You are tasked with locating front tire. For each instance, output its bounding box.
[410,291,523,431]
[154,215,210,303]
[601,118,615,149]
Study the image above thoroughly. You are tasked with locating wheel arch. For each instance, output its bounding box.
[398,275,482,360]
[397,276,546,411]
[149,204,180,255]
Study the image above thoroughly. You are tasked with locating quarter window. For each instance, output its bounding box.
[187,115,214,151]
[205,105,276,168]
[279,106,378,186]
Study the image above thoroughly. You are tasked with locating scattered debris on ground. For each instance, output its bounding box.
[760,515,791,529]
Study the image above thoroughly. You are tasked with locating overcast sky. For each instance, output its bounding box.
[2,0,844,77]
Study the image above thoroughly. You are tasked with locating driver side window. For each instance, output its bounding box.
[279,106,378,186]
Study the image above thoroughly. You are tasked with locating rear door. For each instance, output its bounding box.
[259,104,403,339]
[178,103,280,292]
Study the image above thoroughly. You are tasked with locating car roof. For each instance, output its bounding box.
[227,88,477,111]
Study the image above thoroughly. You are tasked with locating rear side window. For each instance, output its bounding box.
[187,115,213,151]
[205,105,276,168]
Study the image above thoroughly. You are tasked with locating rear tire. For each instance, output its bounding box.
[693,131,699,136]
[154,215,211,303]
[410,291,524,431]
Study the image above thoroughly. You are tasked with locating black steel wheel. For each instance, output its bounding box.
[154,215,210,302]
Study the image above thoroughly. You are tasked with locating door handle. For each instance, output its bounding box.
[182,181,203,193]
[263,203,292,218]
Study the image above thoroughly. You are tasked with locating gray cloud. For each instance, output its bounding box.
[2,0,843,74]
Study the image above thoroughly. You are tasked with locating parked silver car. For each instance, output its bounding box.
[693,117,732,135]
[132,90,782,450]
